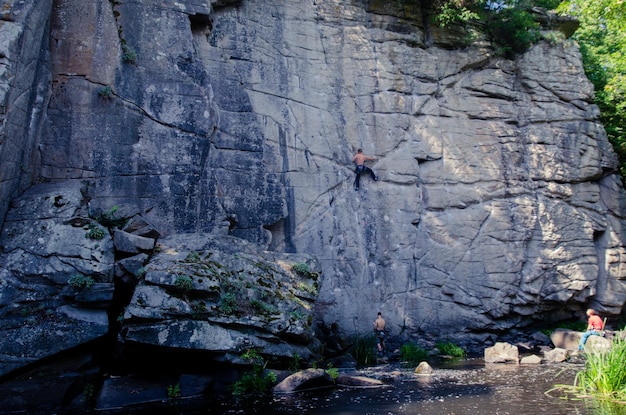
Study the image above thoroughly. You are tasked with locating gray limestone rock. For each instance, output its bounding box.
[0,0,626,377]
[484,342,519,364]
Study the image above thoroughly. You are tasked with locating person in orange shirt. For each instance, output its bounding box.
[352,149,378,191]
[578,308,604,351]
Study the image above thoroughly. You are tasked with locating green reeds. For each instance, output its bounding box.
[548,334,626,407]
[574,336,626,402]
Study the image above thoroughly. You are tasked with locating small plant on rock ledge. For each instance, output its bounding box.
[98,85,113,100]
[174,275,193,292]
[292,262,319,279]
[121,44,137,64]
[68,274,95,289]
[219,292,237,314]
[86,223,106,240]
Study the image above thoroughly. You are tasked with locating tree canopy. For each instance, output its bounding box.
[557,0,626,179]
[430,0,626,180]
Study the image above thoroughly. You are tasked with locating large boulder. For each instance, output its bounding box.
[485,342,519,364]
[273,368,332,393]
[122,233,321,362]
[0,181,114,376]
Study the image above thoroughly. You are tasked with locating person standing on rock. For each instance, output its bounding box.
[353,149,378,190]
[578,308,604,351]
[373,311,386,357]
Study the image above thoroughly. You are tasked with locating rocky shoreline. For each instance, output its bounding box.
[0,327,616,414]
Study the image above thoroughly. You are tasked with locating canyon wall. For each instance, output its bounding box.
[1,0,625,374]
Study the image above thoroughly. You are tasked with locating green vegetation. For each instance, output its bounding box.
[232,349,277,397]
[289,353,302,373]
[219,292,237,314]
[428,1,562,57]
[400,342,429,366]
[167,383,181,399]
[86,223,106,240]
[82,383,95,401]
[121,44,137,64]
[68,274,95,289]
[174,275,193,291]
[251,299,275,314]
[297,282,318,296]
[350,335,377,367]
[557,0,626,182]
[550,336,626,406]
[436,341,466,358]
[326,364,339,382]
[96,206,126,228]
[292,262,319,279]
[292,262,310,274]
[98,85,113,100]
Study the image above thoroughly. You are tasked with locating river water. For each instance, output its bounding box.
[210,359,626,415]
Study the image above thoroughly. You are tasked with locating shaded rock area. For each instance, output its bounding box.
[0,181,114,376]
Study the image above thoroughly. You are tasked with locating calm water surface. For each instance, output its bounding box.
[219,360,625,415]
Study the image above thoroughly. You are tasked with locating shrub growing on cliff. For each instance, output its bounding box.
[121,44,137,64]
[68,274,95,289]
[219,292,237,314]
[98,85,113,100]
[174,275,193,292]
[86,223,106,240]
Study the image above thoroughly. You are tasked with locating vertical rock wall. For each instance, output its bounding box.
[0,0,625,346]
[0,0,52,226]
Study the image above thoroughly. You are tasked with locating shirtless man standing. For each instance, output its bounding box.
[373,311,386,357]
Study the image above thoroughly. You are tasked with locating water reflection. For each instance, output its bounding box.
[114,360,626,415]
[259,361,623,415]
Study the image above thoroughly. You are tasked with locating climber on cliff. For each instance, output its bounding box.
[373,311,386,357]
[352,149,378,190]
[578,308,604,351]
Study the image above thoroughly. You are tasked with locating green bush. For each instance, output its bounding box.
[121,44,137,64]
[167,383,181,399]
[68,274,95,289]
[292,262,310,274]
[96,206,126,228]
[98,85,113,99]
[219,292,237,314]
[400,342,429,366]
[175,275,193,291]
[232,349,277,397]
[484,3,541,57]
[436,341,466,358]
[326,364,339,381]
[86,224,106,240]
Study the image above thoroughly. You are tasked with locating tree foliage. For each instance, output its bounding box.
[557,0,626,179]
[428,0,626,180]
[430,1,560,57]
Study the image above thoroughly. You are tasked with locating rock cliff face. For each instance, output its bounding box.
[1,0,626,376]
